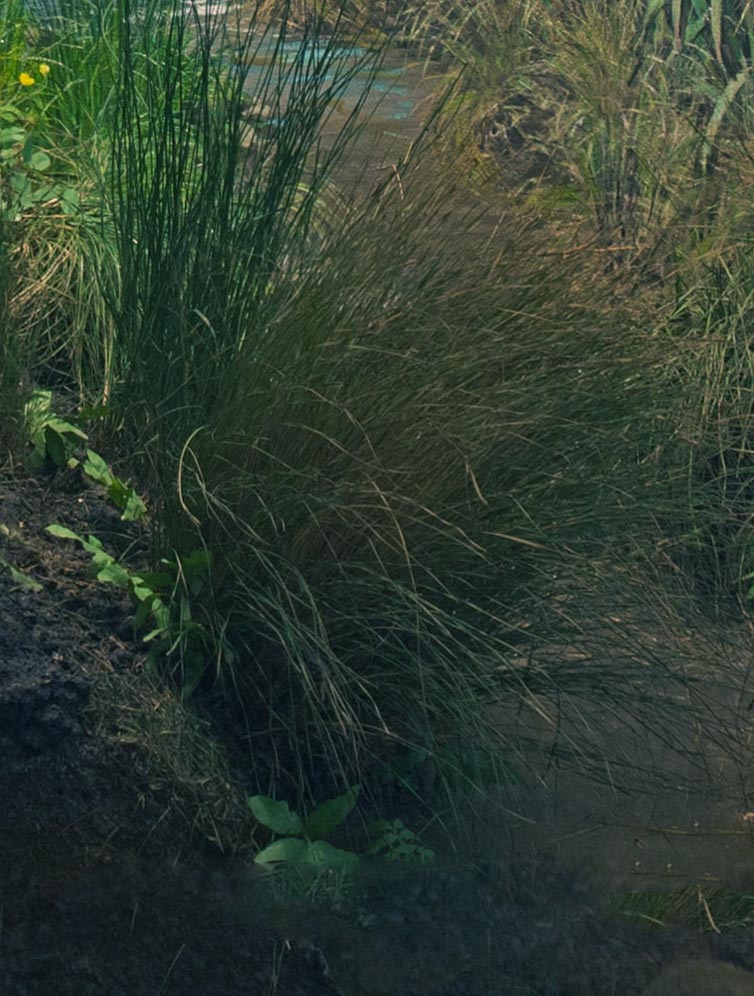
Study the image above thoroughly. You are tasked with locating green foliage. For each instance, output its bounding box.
[401,0,754,268]
[653,246,754,599]
[249,796,304,837]
[249,786,435,881]
[133,548,216,698]
[0,1,28,90]
[10,0,754,834]
[249,786,361,871]
[31,0,124,143]
[0,103,56,220]
[0,42,79,221]
[24,388,87,471]
[0,0,136,403]
[645,0,754,76]
[45,523,214,698]
[364,818,435,864]
[46,524,132,585]
[23,390,146,519]
[106,0,379,433]
[0,192,16,444]
[82,449,146,521]
[641,1,754,174]
[302,788,361,840]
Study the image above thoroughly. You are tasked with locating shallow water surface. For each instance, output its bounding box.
[236,30,438,194]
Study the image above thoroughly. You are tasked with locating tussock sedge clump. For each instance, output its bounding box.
[397,0,754,278]
[106,57,685,798]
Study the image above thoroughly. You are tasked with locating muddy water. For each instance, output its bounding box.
[195,0,441,193]
[444,629,754,994]
[239,36,438,192]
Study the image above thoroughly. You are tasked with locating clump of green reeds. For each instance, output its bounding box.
[106,0,690,793]
[38,0,738,805]
[398,0,754,277]
[650,244,754,607]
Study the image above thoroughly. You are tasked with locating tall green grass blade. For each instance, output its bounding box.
[702,65,751,171]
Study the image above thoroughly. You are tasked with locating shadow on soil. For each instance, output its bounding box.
[3,473,754,995]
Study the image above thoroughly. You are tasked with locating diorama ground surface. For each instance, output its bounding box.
[3,469,754,995]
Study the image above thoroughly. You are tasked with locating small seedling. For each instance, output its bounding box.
[45,525,214,698]
[249,786,362,872]
[24,389,87,472]
[24,390,146,521]
[364,818,434,864]
[248,785,434,913]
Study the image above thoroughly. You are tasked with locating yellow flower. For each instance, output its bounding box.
[39,64,50,77]
[18,72,35,87]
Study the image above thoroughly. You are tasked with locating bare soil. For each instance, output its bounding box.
[0,470,337,996]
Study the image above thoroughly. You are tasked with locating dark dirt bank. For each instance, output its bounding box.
[0,470,340,996]
[4,470,754,996]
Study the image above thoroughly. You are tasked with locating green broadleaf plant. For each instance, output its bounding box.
[249,785,361,871]
[365,818,435,864]
[45,524,213,699]
[24,391,146,521]
[0,104,77,221]
[82,449,147,521]
[24,389,87,471]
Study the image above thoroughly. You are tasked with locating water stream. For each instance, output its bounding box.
[208,2,441,193]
